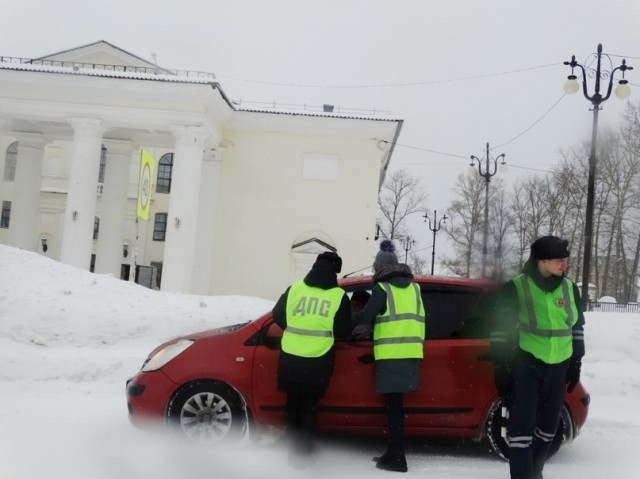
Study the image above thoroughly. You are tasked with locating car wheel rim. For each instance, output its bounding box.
[179,392,233,441]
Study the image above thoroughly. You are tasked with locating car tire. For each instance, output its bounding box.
[166,380,247,442]
[486,399,574,461]
[486,399,510,461]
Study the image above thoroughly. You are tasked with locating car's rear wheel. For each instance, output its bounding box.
[166,380,247,442]
[486,399,574,461]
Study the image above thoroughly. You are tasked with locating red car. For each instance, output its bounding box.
[126,275,589,459]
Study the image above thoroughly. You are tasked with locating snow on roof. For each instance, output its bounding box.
[0,59,217,85]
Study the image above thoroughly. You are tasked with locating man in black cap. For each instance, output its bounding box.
[272,251,352,467]
[491,236,585,479]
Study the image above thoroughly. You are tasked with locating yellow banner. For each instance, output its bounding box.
[136,150,155,220]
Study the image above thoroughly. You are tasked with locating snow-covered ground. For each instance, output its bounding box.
[1,244,639,478]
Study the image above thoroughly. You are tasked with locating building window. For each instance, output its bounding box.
[1,201,10,228]
[98,145,107,183]
[151,261,163,289]
[156,153,173,193]
[93,217,100,240]
[4,142,17,181]
[153,213,168,241]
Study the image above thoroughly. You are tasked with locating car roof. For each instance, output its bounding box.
[338,274,495,290]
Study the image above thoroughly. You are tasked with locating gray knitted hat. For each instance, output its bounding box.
[373,239,398,272]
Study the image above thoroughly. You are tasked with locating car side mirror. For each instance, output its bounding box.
[263,321,283,347]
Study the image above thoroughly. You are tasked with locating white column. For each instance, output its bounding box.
[6,132,46,251]
[191,146,224,294]
[161,126,208,293]
[59,118,104,270]
[94,140,133,277]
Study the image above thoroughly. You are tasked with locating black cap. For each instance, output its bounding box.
[315,251,342,274]
[531,236,570,260]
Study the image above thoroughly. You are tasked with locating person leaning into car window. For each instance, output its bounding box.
[352,239,426,473]
[491,236,585,479]
[272,251,352,468]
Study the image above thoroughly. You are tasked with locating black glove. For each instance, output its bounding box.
[351,323,372,340]
[566,359,581,393]
[493,363,511,398]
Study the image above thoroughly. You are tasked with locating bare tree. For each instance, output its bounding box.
[443,172,485,277]
[488,178,516,280]
[551,150,589,281]
[409,251,428,275]
[376,169,428,274]
[377,169,428,240]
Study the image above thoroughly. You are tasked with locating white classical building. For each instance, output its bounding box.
[0,41,402,300]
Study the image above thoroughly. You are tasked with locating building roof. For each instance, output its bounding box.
[0,40,401,122]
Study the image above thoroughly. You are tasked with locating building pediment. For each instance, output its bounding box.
[38,40,158,69]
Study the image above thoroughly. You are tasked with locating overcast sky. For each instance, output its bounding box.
[2,0,640,255]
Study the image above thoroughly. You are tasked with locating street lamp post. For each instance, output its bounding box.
[401,236,416,264]
[469,143,506,278]
[564,43,633,311]
[424,210,447,275]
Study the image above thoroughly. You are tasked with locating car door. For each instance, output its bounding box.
[249,312,384,432]
[404,284,496,433]
[249,318,287,427]
[317,335,385,430]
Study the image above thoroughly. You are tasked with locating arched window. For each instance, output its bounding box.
[98,145,107,183]
[156,153,173,193]
[4,142,17,181]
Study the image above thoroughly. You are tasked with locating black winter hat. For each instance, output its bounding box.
[315,251,342,274]
[531,235,570,260]
[373,239,399,272]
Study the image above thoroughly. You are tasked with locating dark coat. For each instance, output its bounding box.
[353,263,423,394]
[272,260,352,394]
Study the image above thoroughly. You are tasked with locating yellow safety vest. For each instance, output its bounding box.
[281,280,345,358]
[513,274,578,364]
[373,282,426,360]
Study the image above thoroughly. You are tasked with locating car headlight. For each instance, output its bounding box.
[141,339,194,372]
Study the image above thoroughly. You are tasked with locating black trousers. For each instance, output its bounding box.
[384,392,405,453]
[283,382,323,456]
[507,352,569,479]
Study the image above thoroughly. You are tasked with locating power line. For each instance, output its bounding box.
[379,90,568,173]
[492,93,567,149]
[217,62,562,89]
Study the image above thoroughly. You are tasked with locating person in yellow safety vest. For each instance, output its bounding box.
[272,251,352,468]
[490,236,585,479]
[352,239,426,473]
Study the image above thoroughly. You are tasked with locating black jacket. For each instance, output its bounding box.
[272,260,351,392]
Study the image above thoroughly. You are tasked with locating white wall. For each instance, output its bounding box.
[210,129,383,299]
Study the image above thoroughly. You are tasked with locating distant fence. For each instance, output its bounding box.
[588,302,640,313]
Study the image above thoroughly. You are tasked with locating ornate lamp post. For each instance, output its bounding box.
[401,236,416,264]
[564,43,633,311]
[423,210,447,275]
[469,143,506,278]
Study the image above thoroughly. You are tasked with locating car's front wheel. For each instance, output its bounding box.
[486,399,574,461]
[166,380,247,442]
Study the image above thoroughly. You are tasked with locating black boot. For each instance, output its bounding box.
[375,448,407,473]
[373,449,393,463]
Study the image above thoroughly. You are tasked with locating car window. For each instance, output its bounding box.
[348,289,372,313]
[421,285,492,340]
[343,283,492,341]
